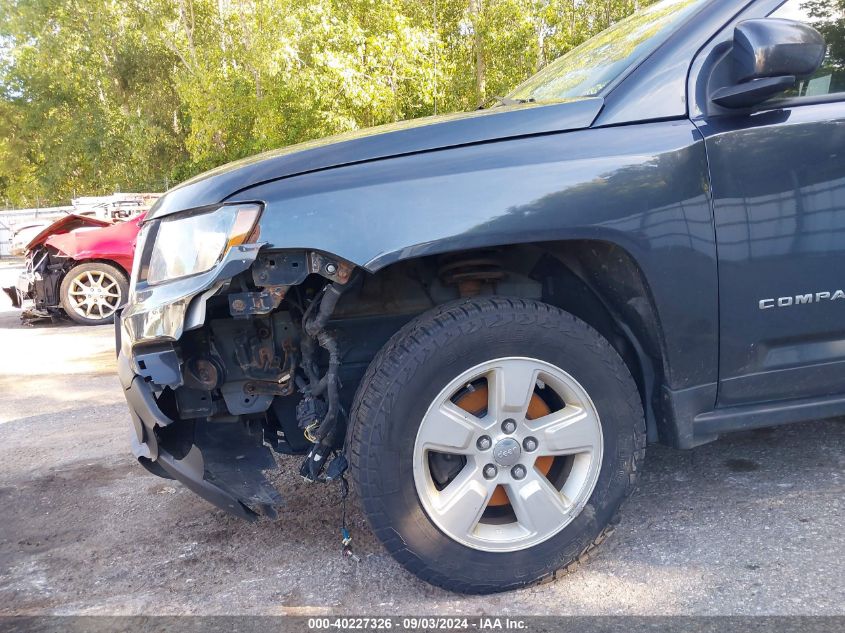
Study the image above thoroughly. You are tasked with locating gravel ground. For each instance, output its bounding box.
[0,268,843,616]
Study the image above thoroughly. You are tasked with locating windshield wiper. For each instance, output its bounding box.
[476,96,535,109]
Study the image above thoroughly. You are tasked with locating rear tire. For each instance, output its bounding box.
[60,262,128,326]
[348,297,645,593]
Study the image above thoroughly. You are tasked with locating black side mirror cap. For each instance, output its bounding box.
[734,19,825,82]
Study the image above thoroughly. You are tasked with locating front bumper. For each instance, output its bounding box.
[117,347,285,520]
[2,285,20,308]
[117,349,262,520]
[14,269,32,303]
[6,269,51,317]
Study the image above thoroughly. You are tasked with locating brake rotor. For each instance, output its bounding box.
[455,385,553,507]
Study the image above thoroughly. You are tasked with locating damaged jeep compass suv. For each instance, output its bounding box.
[117,0,845,593]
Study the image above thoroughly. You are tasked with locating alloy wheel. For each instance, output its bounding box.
[413,357,604,552]
[66,269,123,321]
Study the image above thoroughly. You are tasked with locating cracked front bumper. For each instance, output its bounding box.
[117,349,267,520]
[3,269,34,309]
[2,285,20,308]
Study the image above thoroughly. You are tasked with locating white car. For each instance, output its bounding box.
[10,222,54,256]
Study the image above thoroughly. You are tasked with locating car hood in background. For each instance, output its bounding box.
[45,214,145,266]
[149,98,604,219]
[24,215,112,252]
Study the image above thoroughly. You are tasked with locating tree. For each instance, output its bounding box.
[0,0,659,206]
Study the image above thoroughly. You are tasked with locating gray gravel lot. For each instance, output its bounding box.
[0,263,843,616]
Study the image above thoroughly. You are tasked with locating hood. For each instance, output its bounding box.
[45,213,145,263]
[25,215,112,252]
[149,98,604,219]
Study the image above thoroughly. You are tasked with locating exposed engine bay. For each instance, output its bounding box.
[129,249,543,519]
[12,243,76,319]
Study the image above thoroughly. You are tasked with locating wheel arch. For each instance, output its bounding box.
[346,238,672,445]
[67,257,130,279]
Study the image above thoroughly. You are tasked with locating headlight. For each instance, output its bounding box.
[145,203,261,285]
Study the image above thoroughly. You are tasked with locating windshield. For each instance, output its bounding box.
[507,0,707,103]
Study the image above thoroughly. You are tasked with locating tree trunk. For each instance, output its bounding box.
[536,23,546,72]
[469,0,486,106]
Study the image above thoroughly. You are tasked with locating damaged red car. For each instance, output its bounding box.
[4,214,143,325]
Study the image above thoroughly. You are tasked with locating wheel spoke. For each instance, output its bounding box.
[487,360,539,421]
[507,468,571,536]
[431,464,495,538]
[528,406,601,455]
[418,401,485,453]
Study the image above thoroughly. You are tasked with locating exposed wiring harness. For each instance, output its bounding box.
[291,274,363,562]
[296,272,360,482]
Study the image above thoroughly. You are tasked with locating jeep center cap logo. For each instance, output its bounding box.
[492,438,521,467]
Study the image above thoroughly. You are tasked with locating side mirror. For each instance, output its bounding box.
[712,18,826,109]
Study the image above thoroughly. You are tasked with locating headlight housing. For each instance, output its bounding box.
[143,203,262,285]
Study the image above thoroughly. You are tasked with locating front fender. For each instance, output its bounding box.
[228,120,719,389]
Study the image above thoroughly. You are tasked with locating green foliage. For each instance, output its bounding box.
[802,1,845,92]
[0,0,656,206]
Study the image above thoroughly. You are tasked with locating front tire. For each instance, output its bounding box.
[349,297,645,593]
[60,262,128,326]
